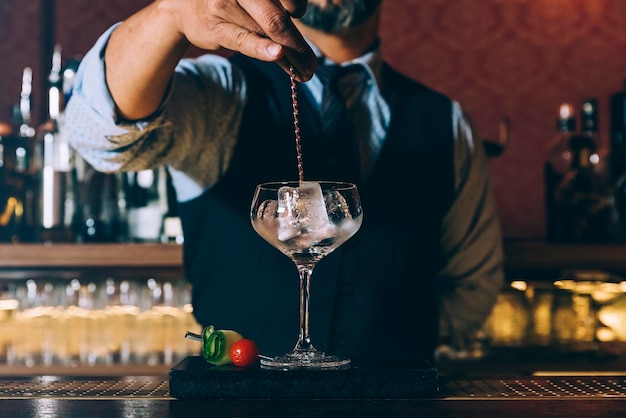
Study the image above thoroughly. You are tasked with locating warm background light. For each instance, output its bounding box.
[0,0,624,239]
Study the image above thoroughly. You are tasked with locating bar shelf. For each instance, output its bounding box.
[0,241,623,280]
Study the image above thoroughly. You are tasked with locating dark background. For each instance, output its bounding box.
[1,0,625,239]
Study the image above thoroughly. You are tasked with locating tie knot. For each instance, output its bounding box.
[316,61,370,107]
[316,62,369,88]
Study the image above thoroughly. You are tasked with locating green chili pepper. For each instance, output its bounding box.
[186,325,243,365]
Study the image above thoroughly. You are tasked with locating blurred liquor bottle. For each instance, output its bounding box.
[61,56,88,241]
[52,52,128,244]
[611,66,626,242]
[77,167,126,242]
[545,103,576,242]
[160,168,183,244]
[35,45,75,242]
[0,67,37,242]
[121,166,182,244]
[553,98,617,243]
[123,168,167,243]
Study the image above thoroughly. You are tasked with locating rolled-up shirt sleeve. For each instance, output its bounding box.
[65,23,246,202]
[437,102,505,349]
[65,24,170,169]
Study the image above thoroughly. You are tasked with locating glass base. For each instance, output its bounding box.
[260,350,351,371]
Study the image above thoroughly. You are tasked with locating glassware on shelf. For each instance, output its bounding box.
[527,283,554,347]
[483,283,531,348]
[1,277,201,368]
[555,271,626,346]
[0,287,19,364]
[597,293,626,342]
[482,271,626,353]
[551,288,596,351]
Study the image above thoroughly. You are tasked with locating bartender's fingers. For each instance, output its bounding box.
[217,23,285,60]
[239,0,316,81]
[218,27,314,83]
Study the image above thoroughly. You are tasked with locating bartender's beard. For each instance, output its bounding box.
[299,0,383,33]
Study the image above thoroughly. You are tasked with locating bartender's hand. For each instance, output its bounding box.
[164,0,316,80]
[106,0,316,120]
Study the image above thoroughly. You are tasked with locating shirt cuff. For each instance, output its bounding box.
[72,22,166,135]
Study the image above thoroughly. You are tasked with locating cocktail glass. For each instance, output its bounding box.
[250,181,363,370]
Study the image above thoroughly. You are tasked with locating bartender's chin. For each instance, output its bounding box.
[299,0,382,34]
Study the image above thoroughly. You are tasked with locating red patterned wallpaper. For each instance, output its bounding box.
[1,0,625,239]
[379,0,626,239]
[0,0,43,124]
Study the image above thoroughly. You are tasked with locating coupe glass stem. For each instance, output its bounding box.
[294,265,315,352]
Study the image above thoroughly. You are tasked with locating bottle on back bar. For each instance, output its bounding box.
[0,68,37,242]
[160,168,183,244]
[545,103,576,242]
[553,98,617,243]
[615,176,626,242]
[123,168,167,242]
[77,166,125,242]
[35,44,75,242]
[611,67,626,242]
[0,129,26,242]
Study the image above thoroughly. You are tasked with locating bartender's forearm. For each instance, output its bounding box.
[105,1,189,121]
[105,0,316,121]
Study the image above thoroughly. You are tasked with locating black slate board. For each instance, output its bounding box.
[168,356,438,399]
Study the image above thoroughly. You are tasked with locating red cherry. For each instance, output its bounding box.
[229,339,259,367]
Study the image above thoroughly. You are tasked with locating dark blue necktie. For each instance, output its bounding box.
[314,62,369,183]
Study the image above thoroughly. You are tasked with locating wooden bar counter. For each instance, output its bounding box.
[1,242,624,416]
[0,373,625,417]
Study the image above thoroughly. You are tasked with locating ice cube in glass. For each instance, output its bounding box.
[277,181,330,241]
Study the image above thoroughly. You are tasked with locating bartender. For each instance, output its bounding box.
[65,0,504,366]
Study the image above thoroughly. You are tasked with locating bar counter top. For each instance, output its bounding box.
[1,374,625,418]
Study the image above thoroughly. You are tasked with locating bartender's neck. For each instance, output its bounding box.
[293,8,381,64]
